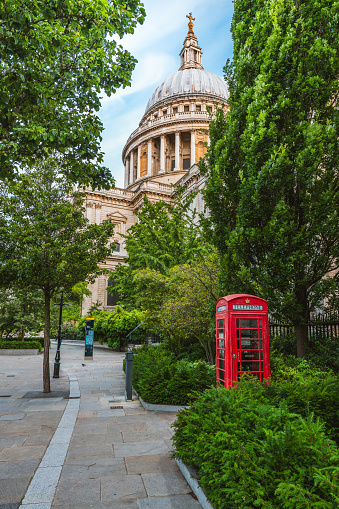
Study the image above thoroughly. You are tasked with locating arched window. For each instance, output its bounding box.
[114,242,120,252]
[107,278,120,307]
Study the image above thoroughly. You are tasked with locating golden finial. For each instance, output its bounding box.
[186,12,195,34]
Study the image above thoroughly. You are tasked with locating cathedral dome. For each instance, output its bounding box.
[145,68,229,113]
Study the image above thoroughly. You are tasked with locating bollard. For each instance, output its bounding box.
[125,352,133,402]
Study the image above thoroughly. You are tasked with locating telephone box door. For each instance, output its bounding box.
[231,315,267,382]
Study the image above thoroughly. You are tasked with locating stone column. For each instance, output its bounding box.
[207,135,210,147]
[129,151,134,184]
[147,140,152,176]
[86,202,93,222]
[137,145,141,179]
[160,135,165,173]
[95,203,101,224]
[191,131,196,166]
[175,132,180,170]
[124,159,129,188]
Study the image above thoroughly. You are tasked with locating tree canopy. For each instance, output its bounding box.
[202,0,339,356]
[0,0,145,188]
[113,191,212,305]
[0,156,116,391]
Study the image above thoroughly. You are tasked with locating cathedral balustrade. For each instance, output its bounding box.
[124,110,210,150]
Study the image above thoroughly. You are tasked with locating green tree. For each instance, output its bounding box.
[202,0,339,356]
[0,0,145,187]
[0,288,44,339]
[132,252,220,363]
[113,191,211,305]
[0,157,115,392]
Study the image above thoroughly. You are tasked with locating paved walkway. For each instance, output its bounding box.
[0,344,201,509]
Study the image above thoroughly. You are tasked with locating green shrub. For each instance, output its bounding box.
[78,307,146,348]
[4,336,46,349]
[0,340,43,351]
[172,383,339,509]
[132,344,216,405]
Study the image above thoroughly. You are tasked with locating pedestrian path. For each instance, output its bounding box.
[0,344,201,509]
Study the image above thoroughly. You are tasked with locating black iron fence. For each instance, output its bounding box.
[269,315,339,339]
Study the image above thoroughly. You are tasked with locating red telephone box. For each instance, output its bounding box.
[216,294,271,388]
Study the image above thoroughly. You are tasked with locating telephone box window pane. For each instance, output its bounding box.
[240,319,258,328]
[241,329,259,339]
[241,362,260,372]
[219,360,224,370]
[219,370,224,381]
[241,350,260,361]
[260,351,263,360]
[236,319,239,328]
[241,340,259,349]
[237,340,240,350]
[259,319,262,328]
[260,330,262,339]
[260,341,263,350]
[261,362,264,372]
[218,319,223,328]
[219,350,224,359]
[218,330,224,339]
[219,340,224,349]
[237,329,239,339]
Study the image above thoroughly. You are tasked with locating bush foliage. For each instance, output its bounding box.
[131,344,216,405]
[0,340,43,351]
[173,376,339,509]
[78,307,146,349]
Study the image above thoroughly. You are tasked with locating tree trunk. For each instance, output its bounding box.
[43,290,51,393]
[295,323,309,358]
[21,327,25,341]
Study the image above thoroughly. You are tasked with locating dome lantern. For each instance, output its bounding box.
[179,13,203,71]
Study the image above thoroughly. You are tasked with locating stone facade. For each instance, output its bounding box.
[83,15,229,315]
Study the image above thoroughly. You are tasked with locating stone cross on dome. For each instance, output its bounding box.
[179,13,203,71]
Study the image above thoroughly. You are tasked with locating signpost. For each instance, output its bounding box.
[85,318,94,360]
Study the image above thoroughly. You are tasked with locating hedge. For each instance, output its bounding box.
[0,340,43,351]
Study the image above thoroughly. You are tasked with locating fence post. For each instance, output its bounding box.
[125,352,133,402]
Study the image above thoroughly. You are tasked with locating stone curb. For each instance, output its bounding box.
[0,348,40,355]
[139,395,189,413]
[175,457,214,509]
[20,371,80,508]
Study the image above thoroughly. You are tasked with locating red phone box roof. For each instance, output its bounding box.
[216,294,267,313]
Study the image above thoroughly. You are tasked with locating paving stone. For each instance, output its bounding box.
[70,432,122,447]
[0,502,21,509]
[66,444,114,461]
[39,443,69,468]
[52,502,138,509]
[73,424,109,436]
[142,472,192,497]
[49,428,73,445]
[122,430,173,443]
[0,459,40,479]
[21,504,51,509]
[59,458,126,479]
[0,477,30,504]
[23,434,53,448]
[21,466,62,504]
[0,446,46,462]
[0,436,27,448]
[100,474,146,501]
[52,478,100,505]
[0,414,26,421]
[125,454,179,475]
[114,441,169,458]
[137,495,202,509]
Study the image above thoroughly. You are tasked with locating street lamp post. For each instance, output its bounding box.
[53,292,65,379]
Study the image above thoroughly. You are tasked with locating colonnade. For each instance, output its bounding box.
[124,130,210,187]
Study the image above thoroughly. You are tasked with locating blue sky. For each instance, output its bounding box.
[99,0,234,188]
